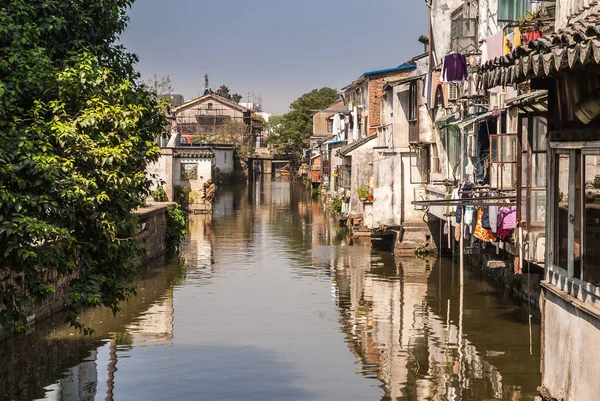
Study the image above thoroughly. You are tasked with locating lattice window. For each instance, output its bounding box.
[180,163,198,180]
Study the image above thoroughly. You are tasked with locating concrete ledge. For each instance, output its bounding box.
[135,202,175,218]
[541,280,600,321]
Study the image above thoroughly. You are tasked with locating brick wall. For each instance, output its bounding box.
[368,71,411,135]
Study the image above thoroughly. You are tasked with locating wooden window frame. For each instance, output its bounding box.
[408,81,420,143]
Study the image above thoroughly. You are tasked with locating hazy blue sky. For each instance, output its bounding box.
[121,0,428,114]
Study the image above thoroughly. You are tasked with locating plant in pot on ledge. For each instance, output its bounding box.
[356,186,369,202]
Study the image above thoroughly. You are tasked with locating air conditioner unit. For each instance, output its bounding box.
[448,83,460,101]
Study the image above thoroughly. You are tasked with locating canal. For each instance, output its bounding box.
[0,178,541,401]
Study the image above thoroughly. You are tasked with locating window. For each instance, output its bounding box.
[208,102,213,110]
[410,146,429,184]
[490,134,517,190]
[342,164,351,189]
[180,163,198,180]
[224,152,227,164]
[520,116,547,227]
[551,148,600,286]
[442,127,461,180]
[498,0,531,21]
[555,153,570,272]
[583,153,600,286]
[327,119,333,133]
[450,5,477,53]
[408,82,419,143]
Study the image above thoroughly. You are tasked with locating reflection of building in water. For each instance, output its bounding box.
[181,214,214,269]
[30,256,185,401]
[335,255,519,400]
[41,286,176,401]
[42,351,99,401]
[127,291,174,348]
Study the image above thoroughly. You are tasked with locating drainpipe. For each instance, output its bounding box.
[427,0,433,70]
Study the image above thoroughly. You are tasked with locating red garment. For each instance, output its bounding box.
[524,30,542,44]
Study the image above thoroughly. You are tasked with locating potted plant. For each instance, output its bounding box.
[356,186,369,201]
[367,193,374,201]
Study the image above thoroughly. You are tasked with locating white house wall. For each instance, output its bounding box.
[431,0,464,64]
[347,141,376,216]
[147,148,174,201]
[173,157,213,198]
[213,149,234,174]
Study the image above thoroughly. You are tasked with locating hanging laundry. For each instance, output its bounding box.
[489,204,498,233]
[482,206,491,229]
[504,32,514,55]
[496,206,517,240]
[464,206,474,227]
[333,114,341,139]
[523,30,542,45]
[474,209,496,242]
[482,30,504,63]
[442,53,468,82]
[513,27,522,49]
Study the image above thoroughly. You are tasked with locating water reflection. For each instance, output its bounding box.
[334,253,540,400]
[0,177,539,401]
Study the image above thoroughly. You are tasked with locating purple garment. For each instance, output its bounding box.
[496,206,517,240]
[442,53,468,82]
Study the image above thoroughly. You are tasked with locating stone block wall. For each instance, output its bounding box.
[0,204,171,341]
[134,203,172,264]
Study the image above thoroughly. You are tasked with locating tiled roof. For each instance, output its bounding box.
[173,149,214,159]
[482,14,600,89]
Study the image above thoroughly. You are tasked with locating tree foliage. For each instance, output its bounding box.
[218,84,242,104]
[267,87,339,161]
[147,74,174,97]
[0,0,167,334]
[209,120,254,161]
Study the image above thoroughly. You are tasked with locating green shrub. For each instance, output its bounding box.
[356,186,369,197]
[166,204,187,249]
[174,185,189,205]
[151,186,167,202]
[331,197,343,216]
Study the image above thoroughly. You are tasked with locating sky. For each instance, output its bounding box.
[120,0,428,115]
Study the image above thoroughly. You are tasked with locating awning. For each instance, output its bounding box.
[448,111,494,130]
[506,90,549,113]
[481,14,600,89]
[435,113,459,129]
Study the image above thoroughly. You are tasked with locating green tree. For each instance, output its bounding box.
[267,87,339,161]
[217,85,242,104]
[0,0,167,334]
[219,84,231,100]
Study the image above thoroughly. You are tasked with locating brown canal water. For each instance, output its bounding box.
[0,178,541,401]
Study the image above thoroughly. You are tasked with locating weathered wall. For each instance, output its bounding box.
[135,204,172,264]
[541,284,600,401]
[172,156,213,199]
[213,148,234,174]
[431,0,463,65]
[175,96,248,134]
[372,154,403,228]
[346,140,377,216]
[368,71,411,135]
[147,148,174,200]
[313,100,345,137]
